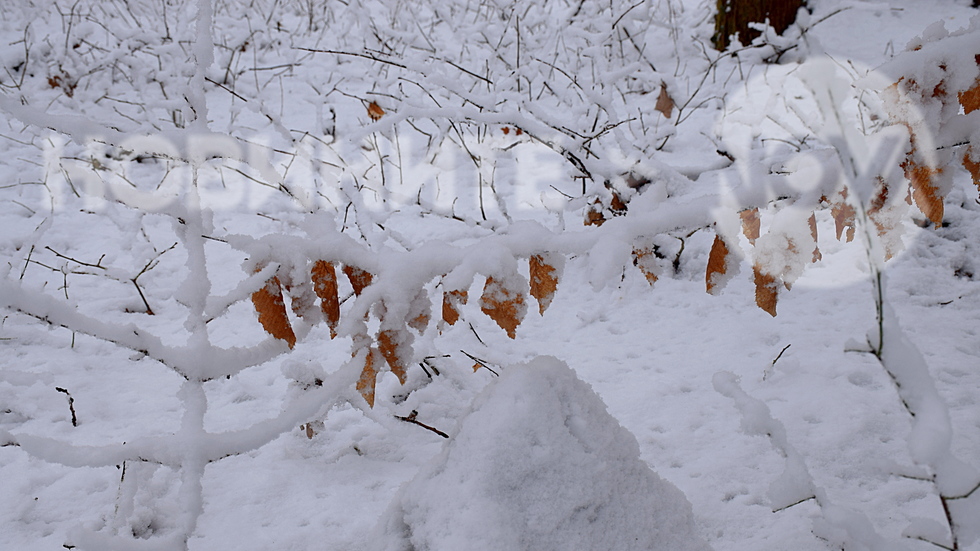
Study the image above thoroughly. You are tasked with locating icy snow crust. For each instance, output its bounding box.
[376,356,712,551]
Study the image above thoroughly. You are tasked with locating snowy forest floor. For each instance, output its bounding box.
[2,0,980,550]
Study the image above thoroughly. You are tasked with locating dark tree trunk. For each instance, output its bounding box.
[713,0,807,51]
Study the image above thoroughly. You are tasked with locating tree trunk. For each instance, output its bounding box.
[713,0,807,51]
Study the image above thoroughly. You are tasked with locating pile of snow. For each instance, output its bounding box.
[373,356,712,551]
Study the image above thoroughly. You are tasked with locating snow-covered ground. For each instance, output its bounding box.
[1,0,980,549]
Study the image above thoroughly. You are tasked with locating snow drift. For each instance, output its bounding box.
[373,356,712,551]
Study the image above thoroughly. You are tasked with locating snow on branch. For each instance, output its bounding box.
[0,95,284,185]
[0,278,291,381]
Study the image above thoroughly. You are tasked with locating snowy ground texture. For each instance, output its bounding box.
[2,0,980,549]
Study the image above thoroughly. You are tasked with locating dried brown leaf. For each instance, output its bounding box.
[480,276,526,339]
[278,266,316,321]
[808,213,821,263]
[958,79,980,114]
[903,159,944,227]
[632,247,659,285]
[753,265,778,317]
[705,235,730,295]
[343,264,374,296]
[963,146,980,198]
[868,177,889,216]
[610,190,628,215]
[867,177,907,261]
[584,201,605,226]
[441,289,468,326]
[251,274,296,348]
[932,77,947,100]
[407,290,431,334]
[831,188,856,242]
[311,260,340,338]
[740,208,760,245]
[367,101,385,121]
[409,312,430,333]
[284,283,317,321]
[960,57,980,113]
[378,329,410,385]
[356,347,380,407]
[655,84,674,119]
[529,254,560,314]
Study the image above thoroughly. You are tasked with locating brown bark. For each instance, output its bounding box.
[713,0,807,51]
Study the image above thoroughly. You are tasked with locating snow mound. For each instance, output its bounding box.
[373,356,712,551]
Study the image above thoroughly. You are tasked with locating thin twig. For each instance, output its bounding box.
[295,47,407,69]
[45,247,105,270]
[19,245,34,280]
[394,410,449,438]
[772,344,791,366]
[55,387,78,427]
[460,350,497,376]
[771,495,815,513]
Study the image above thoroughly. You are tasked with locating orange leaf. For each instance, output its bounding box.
[831,188,856,242]
[740,208,760,245]
[903,158,944,227]
[409,312,430,333]
[705,235,728,294]
[655,84,674,119]
[367,101,385,121]
[378,328,411,385]
[867,175,888,217]
[311,260,340,338]
[704,235,740,295]
[529,254,560,314]
[958,57,980,113]
[441,289,468,326]
[276,267,312,321]
[479,276,527,339]
[407,290,431,334]
[251,274,297,348]
[808,213,821,263]
[753,265,778,317]
[867,176,906,261]
[963,146,980,198]
[609,190,628,215]
[958,80,980,114]
[356,347,380,407]
[584,201,605,226]
[281,274,317,321]
[343,264,374,296]
[632,247,659,285]
[959,56,980,114]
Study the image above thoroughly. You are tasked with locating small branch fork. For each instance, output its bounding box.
[31,243,177,316]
